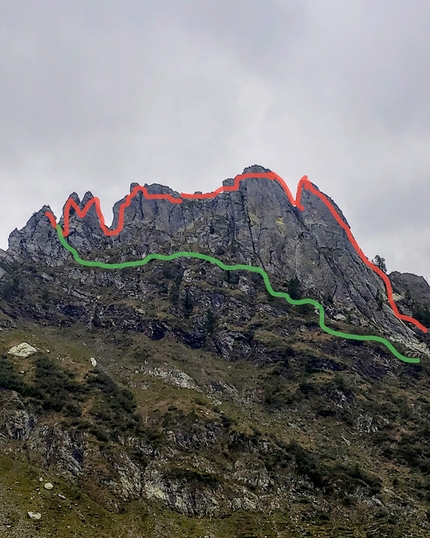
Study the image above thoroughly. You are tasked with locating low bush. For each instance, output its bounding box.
[29,355,83,413]
[0,354,27,393]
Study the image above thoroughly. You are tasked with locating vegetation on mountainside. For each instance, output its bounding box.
[1,254,430,536]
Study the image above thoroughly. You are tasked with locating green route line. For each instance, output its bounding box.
[55,225,420,364]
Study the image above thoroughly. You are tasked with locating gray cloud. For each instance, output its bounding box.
[1,0,429,279]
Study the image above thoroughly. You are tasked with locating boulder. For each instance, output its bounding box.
[8,342,37,358]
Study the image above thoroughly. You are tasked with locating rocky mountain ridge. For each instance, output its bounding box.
[1,165,430,537]
[4,165,429,358]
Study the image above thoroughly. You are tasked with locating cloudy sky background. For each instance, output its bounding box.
[1,0,429,278]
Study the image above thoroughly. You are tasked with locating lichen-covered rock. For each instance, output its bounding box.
[8,342,37,358]
[108,452,143,500]
[142,462,222,517]
[4,410,36,440]
[141,363,200,391]
[232,457,270,490]
[27,426,85,476]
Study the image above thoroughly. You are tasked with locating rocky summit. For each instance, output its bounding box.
[1,165,430,537]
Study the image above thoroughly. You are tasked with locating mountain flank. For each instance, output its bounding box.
[1,165,430,537]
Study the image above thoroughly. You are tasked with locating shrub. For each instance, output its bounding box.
[27,355,83,413]
[334,373,345,388]
[225,271,239,285]
[205,309,216,333]
[63,403,82,417]
[89,425,109,443]
[0,277,25,300]
[0,355,27,393]
[169,468,220,488]
[264,379,294,409]
[372,255,387,273]
[288,277,301,300]
[168,282,180,304]
[162,262,183,284]
[183,288,194,317]
[86,371,139,436]
[414,307,430,327]
[297,303,314,316]
[342,463,382,494]
[375,290,384,309]
[298,381,317,396]
[287,441,327,489]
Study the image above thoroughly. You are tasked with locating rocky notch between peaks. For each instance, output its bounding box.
[3,165,430,357]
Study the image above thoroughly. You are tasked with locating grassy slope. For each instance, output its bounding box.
[1,254,430,536]
[1,320,430,537]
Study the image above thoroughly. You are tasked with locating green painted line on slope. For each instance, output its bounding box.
[55,224,420,364]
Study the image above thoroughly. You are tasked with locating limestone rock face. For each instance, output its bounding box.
[8,342,37,358]
[5,165,428,355]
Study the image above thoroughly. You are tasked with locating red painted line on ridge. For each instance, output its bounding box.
[45,171,428,333]
[45,211,57,229]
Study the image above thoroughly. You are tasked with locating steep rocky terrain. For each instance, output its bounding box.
[1,165,430,537]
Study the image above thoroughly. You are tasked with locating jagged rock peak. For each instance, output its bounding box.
[129,182,180,198]
[81,191,95,204]
[221,164,271,188]
[67,192,80,205]
[7,204,58,260]
[242,164,272,174]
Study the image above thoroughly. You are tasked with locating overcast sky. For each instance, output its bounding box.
[1,0,429,279]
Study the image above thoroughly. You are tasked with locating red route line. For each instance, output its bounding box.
[45,171,428,333]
